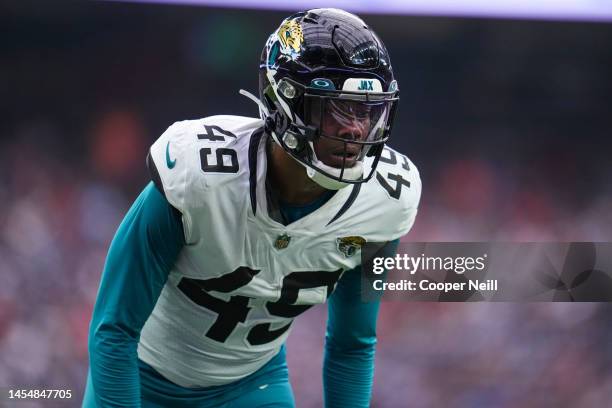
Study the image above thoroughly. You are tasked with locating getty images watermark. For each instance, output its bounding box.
[360,242,612,302]
[371,252,495,293]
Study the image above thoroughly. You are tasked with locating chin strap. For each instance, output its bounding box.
[307,167,352,190]
[239,89,270,119]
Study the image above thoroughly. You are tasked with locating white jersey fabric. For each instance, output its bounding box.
[137,115,421,388]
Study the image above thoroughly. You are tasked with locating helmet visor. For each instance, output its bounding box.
[302,92,396,169]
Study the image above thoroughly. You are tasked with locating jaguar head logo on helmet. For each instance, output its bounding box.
[276,18,304,57]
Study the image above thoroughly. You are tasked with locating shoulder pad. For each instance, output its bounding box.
[366,146,422,240]
[147,116,262,211]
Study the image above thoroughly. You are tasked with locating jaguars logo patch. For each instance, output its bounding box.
[276,19,303,57]
[337,236,366,258]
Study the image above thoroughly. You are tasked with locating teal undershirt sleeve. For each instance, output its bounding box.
[87,182,185,407]
[323,239,399,408]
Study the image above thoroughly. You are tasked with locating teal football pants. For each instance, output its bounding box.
[83,346,295,408]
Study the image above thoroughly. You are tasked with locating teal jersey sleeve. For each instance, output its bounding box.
[323,239,399,408]
[87,182,185,407]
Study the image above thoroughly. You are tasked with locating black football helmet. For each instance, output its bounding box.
[248,8,399,189]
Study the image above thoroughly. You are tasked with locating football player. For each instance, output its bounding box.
[84,8,421,408]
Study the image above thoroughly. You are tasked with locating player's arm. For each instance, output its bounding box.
[87,181,184,407]
[323,239,399,408]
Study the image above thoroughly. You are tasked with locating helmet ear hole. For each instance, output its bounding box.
[262,87,276,111]
[264,116,276,135]
[272,109,288,136]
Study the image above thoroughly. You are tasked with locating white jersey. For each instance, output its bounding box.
[137,115,421,388]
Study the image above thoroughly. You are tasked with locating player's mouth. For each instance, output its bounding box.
[328,148,359,167]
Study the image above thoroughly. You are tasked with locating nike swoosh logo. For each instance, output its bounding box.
[166,141,176,169]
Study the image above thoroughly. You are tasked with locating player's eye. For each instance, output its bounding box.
[327,100,372,120]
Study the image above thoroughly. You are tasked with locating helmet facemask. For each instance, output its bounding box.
[265,77,399,189]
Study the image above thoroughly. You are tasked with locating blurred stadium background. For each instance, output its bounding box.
[1,1,611,406]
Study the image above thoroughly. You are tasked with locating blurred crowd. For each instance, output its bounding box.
[1,3,611,407]
[0,112,141,399]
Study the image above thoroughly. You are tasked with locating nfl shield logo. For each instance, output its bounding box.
[336,236,366,257]
[274,233,291,249]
